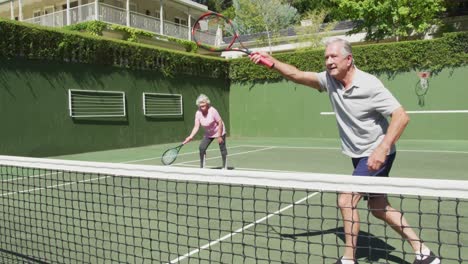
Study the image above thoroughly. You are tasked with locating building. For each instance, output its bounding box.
[0,0,208,41]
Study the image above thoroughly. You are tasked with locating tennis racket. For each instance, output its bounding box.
[161,144,184,165]
[192,12,274,68]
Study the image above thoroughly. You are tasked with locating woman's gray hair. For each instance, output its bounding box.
[196,94,210,106]
[324,37,353,57]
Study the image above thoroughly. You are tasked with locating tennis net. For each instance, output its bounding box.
[0,155,467,263]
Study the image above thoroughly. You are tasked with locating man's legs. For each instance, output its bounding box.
[354,152,424,249]
[337,153,396,261]
[338,192,363,261]
[368,196,425,253]
[342,152,440,264]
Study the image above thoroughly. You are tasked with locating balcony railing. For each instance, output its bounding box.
[22,2,191,41]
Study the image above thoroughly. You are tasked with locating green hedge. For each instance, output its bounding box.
[63,20,108,36]
[0,19,227,78]
[1,19,466,82]
[229,32,468,82]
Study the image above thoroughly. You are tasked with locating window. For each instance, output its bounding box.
[130,2,137,11]
[33,10,42,17]
[114,0,124,8]
[44,6,54,15]
[62,1,78,9]
[174,17,187,26]
[33,10,42,23]
[114,0,136,10]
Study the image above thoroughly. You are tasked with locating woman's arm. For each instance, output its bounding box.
[183,118,200,144]
[216,119,224,144]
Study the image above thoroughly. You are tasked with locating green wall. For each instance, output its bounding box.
[230,65,468,140]
[0,59,230,156]
[1,59,466,157]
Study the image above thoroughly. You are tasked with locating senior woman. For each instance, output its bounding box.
[183,94,228,169]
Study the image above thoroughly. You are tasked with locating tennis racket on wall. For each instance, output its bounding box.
[161,144,184,165]
[192,12,274,68]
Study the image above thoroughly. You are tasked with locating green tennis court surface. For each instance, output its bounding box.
[1,138,467,263]
[56,137,468,180]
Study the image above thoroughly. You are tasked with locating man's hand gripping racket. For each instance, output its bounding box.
[192,12,274,68]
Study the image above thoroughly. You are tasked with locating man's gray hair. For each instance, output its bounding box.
[196,94,210,106]
[324,37,353,57]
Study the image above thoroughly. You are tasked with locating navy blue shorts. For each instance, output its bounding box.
[351,152,396,200]
[352,152,396,177]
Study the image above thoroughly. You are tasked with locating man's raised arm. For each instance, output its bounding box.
[249,52,321,90]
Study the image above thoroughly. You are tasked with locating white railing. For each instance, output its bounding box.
[99,3,126,26]
[163,20,189,40]
[70,3,96,24]
[130,12,161,34]
[24,10,65,27]
[22,3,190,41]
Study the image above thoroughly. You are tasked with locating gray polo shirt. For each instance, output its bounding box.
[317,68,401,157]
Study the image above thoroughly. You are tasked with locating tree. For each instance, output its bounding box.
[233,0,299,52]
[205,0,233,13]
[334,0,446,41]
[296,9,338,50]
[288,0,339,20]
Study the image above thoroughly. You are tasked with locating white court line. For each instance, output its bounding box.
[122,145,245,164]
[169,146,317,263]
[321,110,468,115]
[0,175,108,197]
[174,146,276,165]
[241,144,340,150]
[177,163,303,174]
[0,144,315,263]
[0,172,52,183]
[398,149,468,154]
[168,191,319,264]
[0,145,271,195]
[239,144,468,155]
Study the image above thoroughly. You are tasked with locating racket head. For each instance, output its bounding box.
[192,12,247,53]
[161,144,183,165]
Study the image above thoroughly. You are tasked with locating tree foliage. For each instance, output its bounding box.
[233,0,299,51]
[205,0,233,12]
[233,0,299,34]
[334,0,446,41]
[287,0,339,20]
[296,9,337,50]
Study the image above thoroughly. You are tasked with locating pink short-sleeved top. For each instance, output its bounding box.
[195,106,226,138]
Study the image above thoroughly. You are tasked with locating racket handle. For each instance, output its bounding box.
[258,57,275,68]
[249,53,275,69]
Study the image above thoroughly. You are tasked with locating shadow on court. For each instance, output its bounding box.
[211,166,236,170]
[0,248,49,264]
[276,227,410,264]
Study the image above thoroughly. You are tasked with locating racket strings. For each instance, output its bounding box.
[162,149,178,165]
[193,15,237,49]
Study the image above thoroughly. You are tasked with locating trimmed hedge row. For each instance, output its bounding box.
[1,18,466,82]
[229,32,468,82]
[0,19,228,78]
